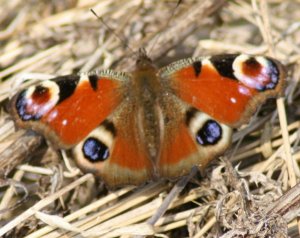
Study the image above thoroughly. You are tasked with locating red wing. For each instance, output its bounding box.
[72,103,153,187]
[10,73,127,148]
[157,96,232,179]
[159,121,200,178]
[160,54,286,127]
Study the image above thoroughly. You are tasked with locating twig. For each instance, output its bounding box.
[134,167,198,238]
[0,173,94,237]
[0,131,43,177]
[266,182,300,222]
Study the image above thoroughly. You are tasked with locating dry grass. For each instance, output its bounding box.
[0,0,299,237]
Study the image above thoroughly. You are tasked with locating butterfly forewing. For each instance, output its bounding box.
[160,54,286,128]
[10,72,128,148]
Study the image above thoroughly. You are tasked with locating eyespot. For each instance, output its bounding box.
[186,108,231,148]
[196,120,222,145]
[72,120,115,174]
[233,54,280,91]
[14,81,60,121]
[82,137,110,162]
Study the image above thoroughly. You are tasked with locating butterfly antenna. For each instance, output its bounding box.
[90,9,137,57]
[148,0,182,55]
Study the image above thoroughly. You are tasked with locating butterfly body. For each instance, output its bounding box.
[10,52,286,187]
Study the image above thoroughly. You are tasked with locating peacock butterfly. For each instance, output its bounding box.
[9,50,286,187]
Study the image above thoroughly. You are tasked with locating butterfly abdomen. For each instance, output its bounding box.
[130,64,165,163]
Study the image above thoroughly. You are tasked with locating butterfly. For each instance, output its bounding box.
[9,50,286,187]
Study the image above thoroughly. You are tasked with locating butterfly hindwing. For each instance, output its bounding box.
[72,101,154,187]
[157,94,232,179]
[160,54,286,128]
[10,72,128,148]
